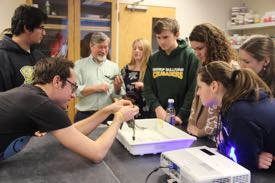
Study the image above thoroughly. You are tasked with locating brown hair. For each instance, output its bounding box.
[33,57,74,87]
[153,17,179,35]
[189,23,237,65]
[198,61,272,112]
[240,35,275,95]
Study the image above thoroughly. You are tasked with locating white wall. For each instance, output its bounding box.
[119,0,177,7]
[2,0,271,37]
[175,0,243,38]
[1,0,244,37]
[0,0,26,32]
[119,0,243,38]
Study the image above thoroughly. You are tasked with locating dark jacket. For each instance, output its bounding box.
[0,35,45,91]
[219,92,275,171]
[143,39,200,123]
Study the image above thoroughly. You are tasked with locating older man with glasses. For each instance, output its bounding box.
[74,32,125,123]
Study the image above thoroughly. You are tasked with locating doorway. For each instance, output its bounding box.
[118,3,176,68]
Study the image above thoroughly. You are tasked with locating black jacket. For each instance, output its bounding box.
[219,92,275,171]
[0,35,45,91]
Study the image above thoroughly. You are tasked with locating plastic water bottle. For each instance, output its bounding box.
[165,99,176,125]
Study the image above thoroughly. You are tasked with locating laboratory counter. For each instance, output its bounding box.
[0,127,274,183]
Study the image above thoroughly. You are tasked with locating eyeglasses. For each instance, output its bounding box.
[66,79,78,93]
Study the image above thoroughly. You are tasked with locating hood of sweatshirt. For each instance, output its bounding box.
[0,35,30,55]
[158,39,188,57]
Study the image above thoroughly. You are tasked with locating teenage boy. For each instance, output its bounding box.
[0,57,138,162]
[0,5,47,91]
[143,17,200,124]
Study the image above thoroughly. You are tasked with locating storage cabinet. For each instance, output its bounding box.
[26,0,117,121]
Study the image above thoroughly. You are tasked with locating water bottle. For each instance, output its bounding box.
[165,99,176,125]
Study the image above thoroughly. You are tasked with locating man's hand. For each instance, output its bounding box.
[258,152,274,169]
[116,105,139,122]
[106,99,133,114]
[96,83,109,93]
[113,75,123,94]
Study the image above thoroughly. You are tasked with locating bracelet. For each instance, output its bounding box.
[115,111,124,122]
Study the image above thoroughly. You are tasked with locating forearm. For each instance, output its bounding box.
[155,105,166,120]
[80,114,123,163]
[94,114,123,158]
[53,100,136,163]
[52,125,117,163]
[73,107,111,135]
[80,86,98,96]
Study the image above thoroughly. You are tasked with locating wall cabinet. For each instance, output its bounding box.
[26,0,117,121]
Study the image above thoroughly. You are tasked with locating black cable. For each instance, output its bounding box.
[145,166,171,183]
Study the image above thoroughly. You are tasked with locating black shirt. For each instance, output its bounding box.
[0,85,71,160]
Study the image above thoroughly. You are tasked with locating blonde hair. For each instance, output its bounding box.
[128,38,151,81]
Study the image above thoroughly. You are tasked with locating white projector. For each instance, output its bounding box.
[160,146,250,183]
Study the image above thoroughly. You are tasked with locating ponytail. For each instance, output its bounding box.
[222,68,272,112]
[198,61,272,113]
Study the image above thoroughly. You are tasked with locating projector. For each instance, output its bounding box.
[160,146,250,183]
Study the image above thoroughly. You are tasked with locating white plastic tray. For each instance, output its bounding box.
[109,118,196,155]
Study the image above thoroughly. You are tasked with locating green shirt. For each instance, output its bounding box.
[143,39,200,123]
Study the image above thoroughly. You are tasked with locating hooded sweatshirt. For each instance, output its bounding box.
[143,39,200,123]
[219,92,275,171]
[0,35,45,91]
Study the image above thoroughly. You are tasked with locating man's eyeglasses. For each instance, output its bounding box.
[66,79,78,93]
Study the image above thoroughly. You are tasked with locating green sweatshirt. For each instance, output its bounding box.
[143,39,200,123]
